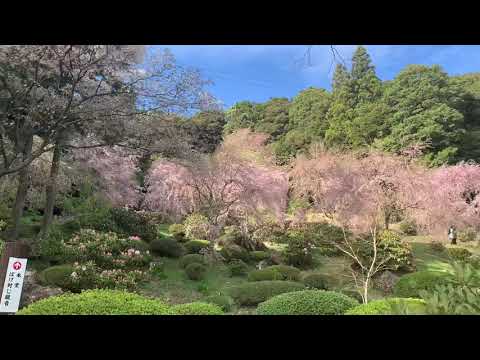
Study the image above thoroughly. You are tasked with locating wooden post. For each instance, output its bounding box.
[0,242,30,289]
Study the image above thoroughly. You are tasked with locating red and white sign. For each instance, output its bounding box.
[0,257,28,313]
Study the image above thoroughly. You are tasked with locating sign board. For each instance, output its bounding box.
[0,257,27,313]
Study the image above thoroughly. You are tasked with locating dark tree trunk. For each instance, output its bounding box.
[384,212,391,230]
[40,139,63,235]
[11,136,33,240]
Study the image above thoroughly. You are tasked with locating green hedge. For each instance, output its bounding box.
[345,298,427,315]
[393,271,450,298]
[179,254,206,269]
[203,295,234,312]
[185,240,210,254]
[228,281,305,306]
[185,263,207,281]
[170,302,224,315]
[17,290,173,315]
[250,251,271,261]
[256,290,358,315]
[248,265,301,282]
[220,244,251,262]
[37,265,74,288]
[150,238,185,258]
[302,273,329,290]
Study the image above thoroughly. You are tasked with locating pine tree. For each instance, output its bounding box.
[351,46,382,104]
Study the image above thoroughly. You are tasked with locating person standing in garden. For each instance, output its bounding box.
[448,225,457,245]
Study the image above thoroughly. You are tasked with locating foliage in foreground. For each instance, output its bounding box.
[393,271,451,298]
[256,290,359,315]
[170,302,224,315]
[17,290,173,315]
[345,298,427,315]
[248,265,301,282]
[228,281,305,306]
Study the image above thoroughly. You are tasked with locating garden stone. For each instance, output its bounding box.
[19,270,63,309]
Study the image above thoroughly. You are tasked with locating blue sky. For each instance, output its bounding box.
[151,45,480,109]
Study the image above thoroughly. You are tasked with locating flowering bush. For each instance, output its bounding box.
[62,229,152,270]
[49,229,153,292]
[183,213,211,240]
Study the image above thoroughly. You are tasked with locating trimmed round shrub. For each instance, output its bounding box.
[171,302,223,315]
[169,223,186,242]
[248,268,283,281]
[17,289,173,315]
[447,247,472,261]
[399,219,418,236]
[185,262,207,281]
[302,273,329,290]
[180,254,206,268]
[228,281,305,306]
[228,259,249,276]
[204,295,234,312]
[248,265,301,282]
[220,244,250,262]
[256,290,359,315]
[250,251,270,262]
[150,238,185,258]
[185,240,210,254]
[346,298,427,315]
[393,271,450,298]
[228,259,248,276]
[38,265,74,288]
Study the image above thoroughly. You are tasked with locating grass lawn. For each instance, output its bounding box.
[138,256,255,313]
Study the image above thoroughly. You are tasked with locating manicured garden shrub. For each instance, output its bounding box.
[345,298,427,315]
[248,268,283,281]
[282,231,314,268]
[169,223,186,242]
[393,271,450,298]
[447,247,472,261]
[228,281,305,306]
[171,302,223,315]
[204,294,234,312]
[256,290,359,315]
[17,289,173,315]
[185,262,207,281]
[220,244,250,262]
[399,219,418,235]
[150,238,185,258]
[179,254,206,268]
[227,259,249,276]
[183,213,211,240]
[184,240,210,254]
[248,265,301,282]
[302,273,329,290]
[250,251,270,262]
[38,265,74,288]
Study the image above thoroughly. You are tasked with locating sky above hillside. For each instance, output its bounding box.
[151,45,480,109]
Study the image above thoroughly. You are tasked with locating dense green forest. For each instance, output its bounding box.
[184,46,480,166]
